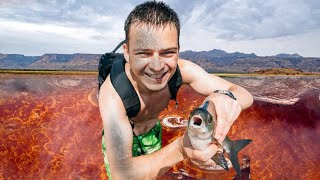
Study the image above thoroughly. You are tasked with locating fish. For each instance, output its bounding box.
[187,100,252,176]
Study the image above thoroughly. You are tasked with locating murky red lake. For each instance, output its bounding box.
[0,74,319,179]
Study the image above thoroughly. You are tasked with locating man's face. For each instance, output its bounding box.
[124,23,179,92]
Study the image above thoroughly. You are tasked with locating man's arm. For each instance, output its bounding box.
[178,59,253,142]
[178,59,253,110]
[99,77,186,179]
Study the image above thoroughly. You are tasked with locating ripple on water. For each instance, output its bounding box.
[254,96,300,105]
[87,89,99,107]
[242,79,264,86]
[53,79,81,88]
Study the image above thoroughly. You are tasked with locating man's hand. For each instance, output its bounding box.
[179,132,218,169]
[207,93,242,143]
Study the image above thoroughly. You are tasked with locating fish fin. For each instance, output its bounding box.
[211,151,229,171]
[227,139,252,176]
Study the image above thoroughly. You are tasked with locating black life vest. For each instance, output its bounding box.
[98,41,182,118]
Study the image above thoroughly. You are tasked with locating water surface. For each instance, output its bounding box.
[0,74,319,179]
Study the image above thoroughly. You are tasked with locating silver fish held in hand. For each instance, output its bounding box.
[187,100,252,176]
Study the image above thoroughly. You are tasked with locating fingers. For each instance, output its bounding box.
[215,112,227,142]
[190,143,218,170]
[213,96,241,142]
[214,102,228,141]
[189,143,218,163]
[220,101,241,141]
[192,159,217,170]
[190,145,225,171]
[181,132,218,163]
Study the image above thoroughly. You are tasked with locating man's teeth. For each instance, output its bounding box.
[147,73,165,79]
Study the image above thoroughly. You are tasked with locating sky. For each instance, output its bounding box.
[0,0,319,57]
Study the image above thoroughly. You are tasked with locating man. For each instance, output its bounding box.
[99,1,253,179]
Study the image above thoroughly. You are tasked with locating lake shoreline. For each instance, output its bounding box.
[1,69,319,77]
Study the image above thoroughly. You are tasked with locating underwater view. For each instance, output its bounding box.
[0,74,319,179]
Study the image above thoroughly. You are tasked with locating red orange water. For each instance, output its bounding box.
[0,74,319,179]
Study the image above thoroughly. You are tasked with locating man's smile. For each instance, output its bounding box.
[145,72,167,80]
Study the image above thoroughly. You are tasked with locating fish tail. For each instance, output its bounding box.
[225,136,252,176]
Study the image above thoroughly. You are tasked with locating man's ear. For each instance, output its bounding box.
[123,43,129,63]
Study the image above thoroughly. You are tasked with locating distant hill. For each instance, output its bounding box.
[252,68,318,75]
[1,50,319,73]
[0,54,38,68]
[275,53,302,58]
[180,49,257,68]
[0,53,101,71]
[27,53,101,70]
[179,50,319,73]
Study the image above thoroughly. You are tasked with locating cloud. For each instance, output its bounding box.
[0,17,123,55]
[0,0,133,29]
[0,0,319,56]
[0,0,128,55]
[1,18,122,40]
[177,0,320,40]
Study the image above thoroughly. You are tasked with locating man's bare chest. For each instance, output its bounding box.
[133,87,171,121]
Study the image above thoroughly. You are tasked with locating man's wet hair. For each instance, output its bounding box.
[124,1,180,47]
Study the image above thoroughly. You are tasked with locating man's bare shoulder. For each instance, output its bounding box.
[98,76,127,121]
[178,58,204,71]
[177,58,191,68]
[178,58,207,84]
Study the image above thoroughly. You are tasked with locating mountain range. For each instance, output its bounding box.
[1,50,319,73]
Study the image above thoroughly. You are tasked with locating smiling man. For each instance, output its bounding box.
[99,1,253,179]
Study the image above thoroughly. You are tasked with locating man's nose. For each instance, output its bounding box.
[149,54,164,72]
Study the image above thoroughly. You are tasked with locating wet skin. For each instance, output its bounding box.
[124,23,179,93]
[123,23,180,134]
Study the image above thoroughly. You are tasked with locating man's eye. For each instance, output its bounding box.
[136,52,150,56]
[161,51,175,56]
